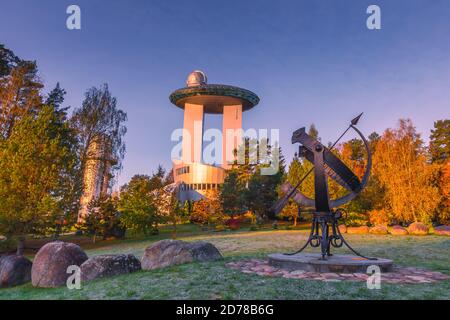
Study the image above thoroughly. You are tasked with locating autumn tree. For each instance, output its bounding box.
[0,51,43,139]
[280,201,300,226]
[191,190,223,228]
[337,137,385,215]
[373,119,440,224]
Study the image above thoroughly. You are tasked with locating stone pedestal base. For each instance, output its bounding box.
[268,253,393,273]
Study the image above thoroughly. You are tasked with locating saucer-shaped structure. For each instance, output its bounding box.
[169,84,260,114]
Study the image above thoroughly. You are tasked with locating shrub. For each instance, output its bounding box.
[225,218,240,230]
[343,212,369,227]
[190,200,209,225]
[368,208,391,226]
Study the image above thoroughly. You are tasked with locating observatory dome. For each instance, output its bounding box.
[186,70,207,87]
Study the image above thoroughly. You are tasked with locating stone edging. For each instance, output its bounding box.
[226,259,450,284]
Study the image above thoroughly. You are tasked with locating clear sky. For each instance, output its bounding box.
[1,0,449,187]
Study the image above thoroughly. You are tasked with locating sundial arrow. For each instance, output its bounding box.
[351,112,363,126]
[270,113,364,216]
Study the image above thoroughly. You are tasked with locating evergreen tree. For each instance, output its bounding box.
[429,120,450,222]
[430,120,450,164]
[0,44,20,77]
[84,195,120,243]
[220,170,245,217]
[45,82,69,119]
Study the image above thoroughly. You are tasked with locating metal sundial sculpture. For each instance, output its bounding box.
[271,113,377,260]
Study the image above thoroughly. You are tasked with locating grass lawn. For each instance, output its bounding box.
[0,224,449,300]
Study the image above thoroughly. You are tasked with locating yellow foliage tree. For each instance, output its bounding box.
[373,119,440,224]
[191,190,224,227]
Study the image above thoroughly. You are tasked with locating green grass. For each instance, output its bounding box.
[1,225,449,300]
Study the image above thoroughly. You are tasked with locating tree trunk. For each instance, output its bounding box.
[53,222,62,240]
[16,236,25,255]
[172,219,177,239]
[293,216,297,227]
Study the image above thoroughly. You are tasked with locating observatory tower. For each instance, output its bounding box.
[169,71,259,201]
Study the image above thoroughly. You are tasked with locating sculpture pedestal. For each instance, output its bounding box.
[268,253,393,273]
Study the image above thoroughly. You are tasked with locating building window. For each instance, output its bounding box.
[176,166,190,176]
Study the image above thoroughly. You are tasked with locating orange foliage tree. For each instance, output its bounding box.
[373,119,440,224]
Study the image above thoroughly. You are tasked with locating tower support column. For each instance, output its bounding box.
[182,103,204,163]
[222,104,243,168]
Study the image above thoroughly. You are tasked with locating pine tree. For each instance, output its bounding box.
[220,170,245,217]
[0,60,43,139]
[430,120,450,164]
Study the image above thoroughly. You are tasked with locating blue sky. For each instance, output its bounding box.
[1,0,449,187]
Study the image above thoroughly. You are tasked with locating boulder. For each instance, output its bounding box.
[141,239,222,270]
[0,235,6,241]
[0,255,32,288]
[408,222,429,236]
[338,224,347,234]
[390,225,409,235]
[433,225,450,236]
[81,254,141,282]
[369,225,388,235]
[346,226,369,234]
[31,241,88,288]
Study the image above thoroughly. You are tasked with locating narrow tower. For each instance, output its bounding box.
[78,134,116,223]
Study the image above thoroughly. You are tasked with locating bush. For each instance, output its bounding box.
[249,225,259,231]
[225,218,240,230]
[343,212,369,227]
[368,208,390,226]
[214,225,226,232]
[241,211,256,224]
